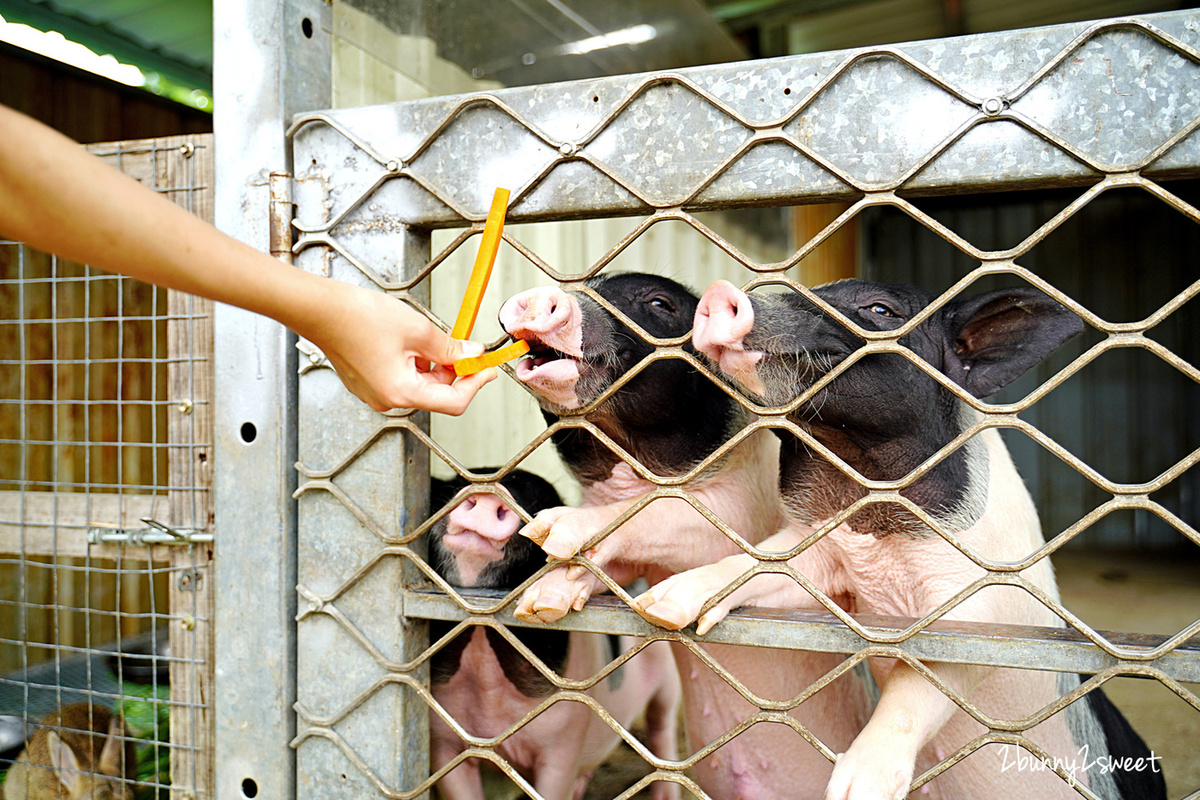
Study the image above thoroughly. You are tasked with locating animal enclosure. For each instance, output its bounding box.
[0,136,214,798]
[284,9,1200,800]
[3,6,1198,800]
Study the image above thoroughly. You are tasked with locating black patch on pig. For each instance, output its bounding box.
[740,281,1082,536]
[428,471,569,695]
[1083,684,1167,799]
[534,273,744,485]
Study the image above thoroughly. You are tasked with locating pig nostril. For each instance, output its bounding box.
[496,507,508,521]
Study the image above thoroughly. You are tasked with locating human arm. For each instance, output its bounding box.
[0,103,494,414]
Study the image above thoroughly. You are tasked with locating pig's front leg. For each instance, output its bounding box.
[430,746,486,800]
[633,527,833,633]
[824,660,976,800]
[514,565,605,624]
[826,578,999,799]
[515,558,646,624]
[524,437,782,569]
[521,494,743,571]
[520,501,635,561]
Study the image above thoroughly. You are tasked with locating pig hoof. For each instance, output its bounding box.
[529,602,569,623]
[513,605,543,624]
[520,518,550,545]
[542,535,580,560]
[633,597,690,631]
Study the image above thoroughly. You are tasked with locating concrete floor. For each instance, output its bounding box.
[1053,548,1200,798]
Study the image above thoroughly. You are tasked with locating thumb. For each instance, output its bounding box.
[415,327,485,366]
[448,338,486,361]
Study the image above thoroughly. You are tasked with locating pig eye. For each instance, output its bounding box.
[647,296,675,313]
[866,303,899,318]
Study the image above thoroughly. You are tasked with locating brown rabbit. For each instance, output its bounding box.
[2,703,134,800]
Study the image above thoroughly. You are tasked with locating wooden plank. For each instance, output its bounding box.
[85,132,217,798]
[0,490,164,559]
[792,202,858,286]
[164,134,216,800]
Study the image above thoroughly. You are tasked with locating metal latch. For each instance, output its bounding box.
[87,518,214,546]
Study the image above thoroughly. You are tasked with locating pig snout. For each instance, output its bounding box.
[498,286,584,357]
[694,280,765,395]
[447,494,520,543]
[498,285,589,410]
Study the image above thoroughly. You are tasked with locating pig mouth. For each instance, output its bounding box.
[442,529,507,560]
[515,339,582,386]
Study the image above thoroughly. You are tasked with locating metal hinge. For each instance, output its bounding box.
[87,518,214,547]
[268,171,295,264]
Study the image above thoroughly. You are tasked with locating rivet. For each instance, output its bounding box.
[386,159,403,173]
[982,97,1004,115]
[559,142,578,156]
[179,399,194,414]
[179,143,195,158]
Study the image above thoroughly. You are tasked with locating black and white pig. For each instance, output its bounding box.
[427,469,681,800]
[636,279,1167,800]
[498,273,874,799]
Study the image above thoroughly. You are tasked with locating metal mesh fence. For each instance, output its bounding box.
[0,136,214,799]
[289,12,1199,799]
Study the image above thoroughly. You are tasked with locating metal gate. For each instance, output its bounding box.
[227,8,1199,799]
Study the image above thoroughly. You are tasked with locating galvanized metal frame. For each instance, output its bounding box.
[211,1,330,799]
[283,9,1199,799]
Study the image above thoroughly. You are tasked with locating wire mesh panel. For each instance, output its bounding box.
[0,136,215,799]
[290,10,1199,799]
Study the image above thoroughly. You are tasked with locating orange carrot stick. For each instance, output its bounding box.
[451,187,510,340]
[453,339,530,377]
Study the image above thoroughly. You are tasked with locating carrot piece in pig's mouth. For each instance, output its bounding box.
[453,338,530,377]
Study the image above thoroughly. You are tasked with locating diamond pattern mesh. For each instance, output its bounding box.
[287,14,1199,799]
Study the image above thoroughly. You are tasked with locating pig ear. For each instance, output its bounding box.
[945,289,1083,397]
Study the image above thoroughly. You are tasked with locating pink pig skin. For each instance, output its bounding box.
[431,632,681,800]
[498,277,876,799]
[429,478,683,800]
[637,279,1159,800]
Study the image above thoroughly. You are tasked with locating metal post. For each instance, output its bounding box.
[212,1,330,798]
[289,204,434,794]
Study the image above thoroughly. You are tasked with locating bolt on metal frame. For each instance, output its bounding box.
[285,10,1199,798]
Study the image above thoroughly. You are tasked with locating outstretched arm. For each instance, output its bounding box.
[0,103,495,414]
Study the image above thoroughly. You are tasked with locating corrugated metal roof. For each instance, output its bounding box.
[0,0,212,89]
[704,0,1198,55]
[0,0,1194,100]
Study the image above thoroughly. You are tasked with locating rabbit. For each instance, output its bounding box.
[2,703,134,800]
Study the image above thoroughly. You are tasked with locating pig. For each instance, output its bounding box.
[426,469,682,800]
[635,279,1167,800]
[498,273,874,799]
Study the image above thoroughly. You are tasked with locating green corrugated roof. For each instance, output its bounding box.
[0,0,212,92]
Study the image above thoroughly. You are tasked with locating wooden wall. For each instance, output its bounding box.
[0,40,212,142]
[0,26,213,679]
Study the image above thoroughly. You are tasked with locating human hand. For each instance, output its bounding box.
[301,280,497,414]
